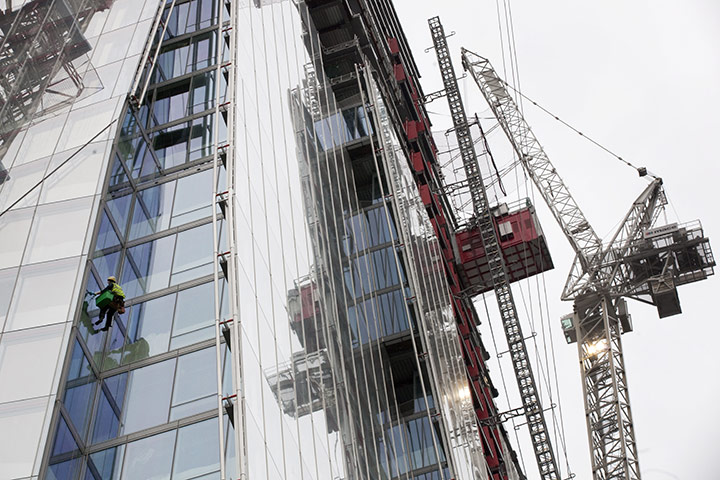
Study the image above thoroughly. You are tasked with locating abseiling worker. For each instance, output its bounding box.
[95,276,125,331]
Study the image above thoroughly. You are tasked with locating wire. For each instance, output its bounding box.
[0,119,118,219]
[499,79,650,176]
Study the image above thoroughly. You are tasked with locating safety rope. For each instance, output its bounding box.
[0,119,118,219]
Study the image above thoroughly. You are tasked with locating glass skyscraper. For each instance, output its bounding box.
[0,0,526,479]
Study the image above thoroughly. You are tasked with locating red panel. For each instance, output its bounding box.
[404,120,418,141]
[454,206,554,293]
[418,184,431,206]
[411,152,424,172]
[387,37,400,56]
[393,64,406,83]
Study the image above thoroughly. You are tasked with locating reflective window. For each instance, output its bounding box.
[121,430,175,479]
[40,143,107,205]
[171,223,213,284]
[170,348,216,420]
[129,182,177,240]
[0,267,18,330]
[25,196,94,264]
[120,358,175,435]
[172,418,220,479]
[121,222,213,298]
[122,234,175,298]
[123,294,175,362]
[91,348,217,442]
[153,33,217,84]
[96,212,121,250]
[89,445,124,480]
[163,0,218,39]
[0,397,48,479]
[0,324,65,403]
[172,169,213,226]
[0,208,33,269]
[170,281,218,349]
[128,168,213,240]
[6,257,79,331]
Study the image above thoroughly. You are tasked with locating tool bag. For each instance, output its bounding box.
[95,291,114,308]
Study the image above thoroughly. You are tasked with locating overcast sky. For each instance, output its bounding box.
[393,1,720,478]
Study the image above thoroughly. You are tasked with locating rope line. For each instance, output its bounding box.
[0,119,118,219]
[500,79,649,176]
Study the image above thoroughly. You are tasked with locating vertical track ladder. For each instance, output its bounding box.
[428,16,560,480]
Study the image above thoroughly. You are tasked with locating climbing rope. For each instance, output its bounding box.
[0,119,118,219]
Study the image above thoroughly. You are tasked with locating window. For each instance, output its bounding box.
[127,168,213,241]
[163,0,218,39]
[90,418,220,479]
[89,348,217,443]
[0,398,48,479]
[25,197,94,264]
[153,33,217,84]
[6,257,80,331]
[0,324,66,403]
[170,347,216,419]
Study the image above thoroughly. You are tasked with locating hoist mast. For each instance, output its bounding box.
[428,17,561,480]
[462,48,714,480]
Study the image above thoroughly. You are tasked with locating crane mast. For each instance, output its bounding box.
[428,17,561,480]
[462,48,714,480]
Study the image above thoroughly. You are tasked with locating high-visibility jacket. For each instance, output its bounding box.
[110,283,125,299]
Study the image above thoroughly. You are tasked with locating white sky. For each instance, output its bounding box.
[394,1,720,478]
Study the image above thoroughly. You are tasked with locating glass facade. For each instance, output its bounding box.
[0,0,523,479]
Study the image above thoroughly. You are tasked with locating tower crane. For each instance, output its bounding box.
[428,17,561,480]
[461,49,715,480]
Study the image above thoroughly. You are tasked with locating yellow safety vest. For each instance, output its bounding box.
[111,283,125,299]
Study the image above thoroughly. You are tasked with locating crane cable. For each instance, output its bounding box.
[0,119,118,219]
[499,79,652,178]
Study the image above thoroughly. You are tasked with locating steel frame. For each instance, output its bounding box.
[211,0,243,477]
[573,296,640,480]
[429,17,560,480]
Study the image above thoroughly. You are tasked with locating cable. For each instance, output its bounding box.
[498,79,650,176]
[0,119,118,219]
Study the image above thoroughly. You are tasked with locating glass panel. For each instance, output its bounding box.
[121,358,175,434]
[170,347,216,420]
[64,379,96,440]
[92,374,127,444]
[123,234,176,297]
[123,294,175,363]
[121,430,175,480]
[0,267,18,331]
[94,251,121,285]
[170,282,214,342]
[129,181,176,240]
[52,415,79,456]
[47,457,83,480]
[92,389,122,444]
[107,194,132,234]
[40,142,107,204]
[0,157,49,210]
[67,340,92,381]
[172,418,220,479]
[171,169,212,226]
[55,98,117,153]
[25,196,94,264]
[89,445,124,480]
[0,397,48,479]
[96,212,121,250]
[0,323,65,403]
[171,223,213,284]
[0,208,33,269]
[6,257,79,331]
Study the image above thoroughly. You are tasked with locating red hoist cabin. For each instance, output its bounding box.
[453,200,554,293]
